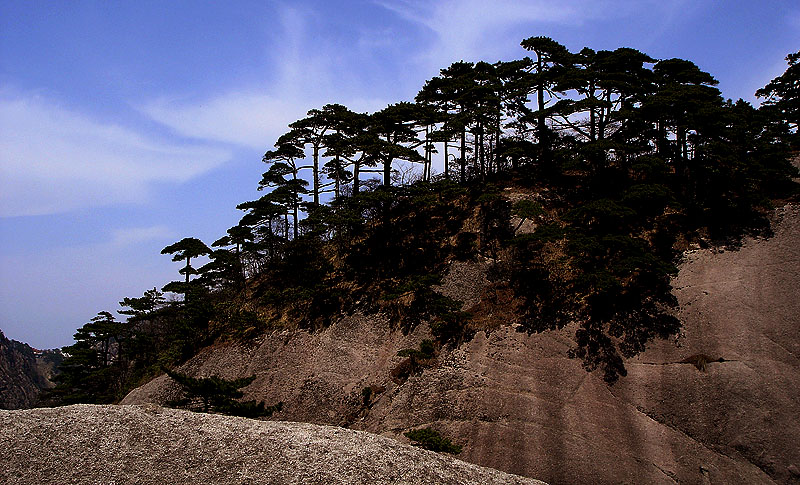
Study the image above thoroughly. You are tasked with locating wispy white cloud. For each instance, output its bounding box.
[377,0,580,68]
[139,5,392,150]
[0,91,232,217]
[142,92,312,150]
[142,91,390,150]
[377,0,708,70]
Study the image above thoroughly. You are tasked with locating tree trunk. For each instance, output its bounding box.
[334,156,340,199]
[312,145,320,206]
[353,160,360,195]
[474,129,479,175]
[479,126,485,179]
[383,134,393,186]
[460,128,467,182]
[444,134,449,180]
[589,80,596,142]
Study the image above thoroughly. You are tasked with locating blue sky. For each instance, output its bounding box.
[1,0,798,349]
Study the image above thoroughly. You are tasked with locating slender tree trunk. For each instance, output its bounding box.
[598,92,606,141]
[384,157,392,187]
[474,128,480,176]
[589,81,596,142]
[479,126,485,179]
[536,56,546,140]
[334,155,340,198]
[536,54,550,167]
[292,168,300,240]
[383,134,392,186]
[293,204,298,239]
[494,118,501,172]
[460,128,467,182]
[312,145,320,206]
[444,134,449,180]
[353,160,360,195]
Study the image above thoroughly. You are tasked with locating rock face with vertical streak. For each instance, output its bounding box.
[123,203,800,484]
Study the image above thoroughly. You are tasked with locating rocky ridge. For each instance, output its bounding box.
[0,330,60,409]
[0,404,545,485]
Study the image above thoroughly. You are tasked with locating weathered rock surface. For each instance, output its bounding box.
[124,204,800,484]
[0,404,544,485]
[0,330,60,409]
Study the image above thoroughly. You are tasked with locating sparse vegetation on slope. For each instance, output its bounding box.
[48,41,799,406]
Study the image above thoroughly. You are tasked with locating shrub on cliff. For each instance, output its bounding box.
[404,427,462,454]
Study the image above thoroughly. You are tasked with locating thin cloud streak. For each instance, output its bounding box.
[377,0,579,68]
[142,91,392,150]
[142,92,313,150]
[139,5,394,150]
[0,92,232,217]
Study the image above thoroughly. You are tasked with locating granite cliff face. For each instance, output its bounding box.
[0,330,61,409]
[123,203,800,484]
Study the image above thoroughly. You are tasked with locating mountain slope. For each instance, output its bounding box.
[0,404,544,485]
[0,330,60,409]
[123,202,800,484]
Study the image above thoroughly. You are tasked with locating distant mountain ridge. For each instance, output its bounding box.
[0,330,62,409]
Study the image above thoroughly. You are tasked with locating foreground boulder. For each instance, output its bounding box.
[0,404,544,485]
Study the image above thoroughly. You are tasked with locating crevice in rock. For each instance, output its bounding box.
[651,461,679,484]
[624,400,777,481]
[631,356,736,372]
[761,334,799,362]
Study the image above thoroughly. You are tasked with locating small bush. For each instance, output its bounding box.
[219,400,283,418]
[404,427,462,454]
[361,386,373,406]
[454,233,478,261]
[397,339,436,361]
[164,369,283,418]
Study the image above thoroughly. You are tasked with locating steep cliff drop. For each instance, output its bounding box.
[0,330,60,409]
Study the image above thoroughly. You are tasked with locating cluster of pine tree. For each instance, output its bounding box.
[49,38,798,404]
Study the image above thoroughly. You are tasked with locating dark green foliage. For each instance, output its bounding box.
[53,42,800,403]
[393,339,439,383]
[47,312,129,404]
[165,369,282,418]
[361,386,373,406]
[118,288,165,319]
[454,232,478,260]
[397,339,436,361]
[218,399,283,419]
[427,296,472,345]
[404,428,463,454]
[756,50,800,139]
[210,304,264,341]
[161,237,211,284]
